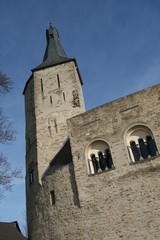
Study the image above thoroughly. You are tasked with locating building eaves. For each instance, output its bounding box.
[32,58,73,71]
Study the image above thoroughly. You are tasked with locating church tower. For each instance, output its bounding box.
[23,23,85,239]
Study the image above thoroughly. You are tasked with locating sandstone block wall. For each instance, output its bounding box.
[24,60,85,239]
[33,60,85,181]
[41,159,160,239]
[67,83,160,239]
[26,80,160,239]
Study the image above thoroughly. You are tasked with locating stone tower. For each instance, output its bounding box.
[23,23,85,238]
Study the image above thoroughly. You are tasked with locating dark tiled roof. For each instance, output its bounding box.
[23,25,83,95]
[33,24,71,71]
[42,138,72,178]
[0,221,27,240]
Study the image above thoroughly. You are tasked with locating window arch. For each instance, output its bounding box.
[126,125,158,162]
[86,140,114,175]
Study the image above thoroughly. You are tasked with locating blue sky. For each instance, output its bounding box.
[0,0,160,234]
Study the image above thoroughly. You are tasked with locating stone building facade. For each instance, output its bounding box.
[24,24,160,240]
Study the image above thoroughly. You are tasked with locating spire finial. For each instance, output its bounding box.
[50,20,53,28]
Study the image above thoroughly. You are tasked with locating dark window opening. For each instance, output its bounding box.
[130,141,140,162]
[129,135,158,162]
[91,154,99,173]
[54,119,58,133]
[57,74,60,88]
[147,136,157,157]
[28,138,30,150]
[63,92,65,101]
[29,162,34,184]
[50,191,55,205]
[98,151,107,171]
[139,139,148,159]
[50,33,54,38]
[88,142,114,175]
[50,96,52,104]
[105,149,113,169]
[29,171,34,184]
[41,79,43,92]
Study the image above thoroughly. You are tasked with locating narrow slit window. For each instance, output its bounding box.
[63,92,65,101]
[50,96,52,104]
[29,171,34,184]
[29,163,34,184]
[41,79,43,92]
[57,74,60,88]
[54,119,58,133]
[50,191,55,205]
[28,138,31,150]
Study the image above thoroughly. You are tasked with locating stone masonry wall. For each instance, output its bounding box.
[42,159,160,239]
[65,83,160,239]
[24,77,41,238]
[26,81,160,239]
[24,60,85,239]
[33,60,85,181]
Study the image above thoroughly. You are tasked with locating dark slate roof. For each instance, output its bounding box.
[33,23,72,71]
[42,138,72,178]
[0,221,27,240]
[23,24,83,95]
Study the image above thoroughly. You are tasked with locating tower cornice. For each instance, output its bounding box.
[23,58,83,95]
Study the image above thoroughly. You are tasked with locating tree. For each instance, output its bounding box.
[0,71,12,94]
[0,70,21,200]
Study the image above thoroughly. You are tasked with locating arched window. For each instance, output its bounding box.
[86,140,114,175]
[126,125,158,162]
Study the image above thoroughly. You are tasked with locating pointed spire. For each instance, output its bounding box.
[33,23,71,71]
[49,20,52,28]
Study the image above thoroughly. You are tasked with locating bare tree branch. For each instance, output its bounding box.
[0,108,16,144]
[0,71,13,94]
[0,68,21,200]
[0,154,22,199]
